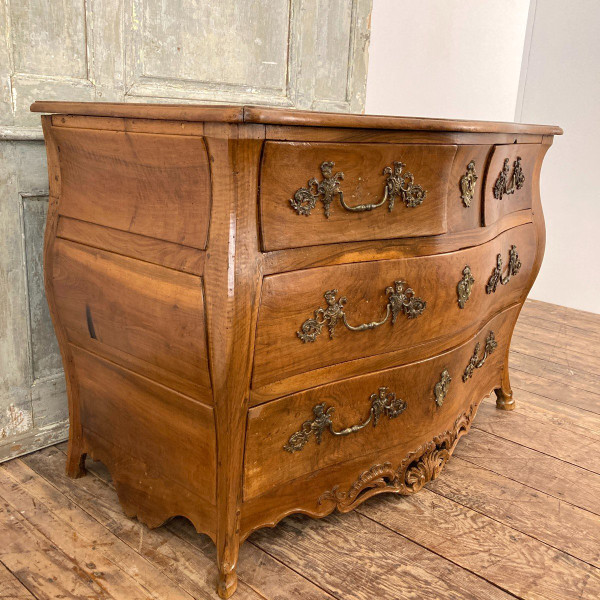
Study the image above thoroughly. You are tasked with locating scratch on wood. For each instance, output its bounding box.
[86,305,97,340]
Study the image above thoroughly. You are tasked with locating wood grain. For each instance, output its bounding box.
[53,126,212,249]
[253,223,536,388]
[57,216,206,276]
[260,141,456,250]
[246,306,517,500]
[473,400,600,473]
[31,101,563,134]
[428,448,600,568]
[21,446,269,600]
[446,144,492,232]
[52,238,211,401]
[0,460,191,600]
[250,511,515,600]
[0,561,35,600]
[454,428,600,515]
[510,367,600,415]
[358,490,600,599]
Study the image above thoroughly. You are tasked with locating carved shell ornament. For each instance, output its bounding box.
[289,160,427,217]
[317,399,480,512]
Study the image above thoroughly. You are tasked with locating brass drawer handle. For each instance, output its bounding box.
[493,157,525,200]
[297,281,426,343]
[486,245,521,294]
[462,331,498,382]
[284,387,407,453]
[289,160,427,218]
[460,160,478,207]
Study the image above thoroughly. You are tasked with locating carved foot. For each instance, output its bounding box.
[495,387,515,411]
[217,569,237,599]
[66,446,87,478]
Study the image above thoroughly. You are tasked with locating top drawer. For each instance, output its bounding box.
[483,143,541,226]
[259,142,457,251]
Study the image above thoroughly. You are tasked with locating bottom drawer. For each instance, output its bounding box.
[243,304,518,501]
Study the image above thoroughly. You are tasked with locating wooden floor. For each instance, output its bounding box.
[1,299,599,600]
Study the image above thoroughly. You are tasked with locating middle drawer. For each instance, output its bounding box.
[253,223,535,388]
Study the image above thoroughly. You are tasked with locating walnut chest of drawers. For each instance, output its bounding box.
[32,101,561,598]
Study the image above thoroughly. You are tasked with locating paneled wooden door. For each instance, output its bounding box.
[0,0,373,461]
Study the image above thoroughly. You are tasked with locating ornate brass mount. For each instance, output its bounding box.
[283,387,407,453]
[317,400,479,511]
[493,157,525,200]
[434,369,452,407]
[459,160,478,207]
[486,245,522,294]
[289,160,427,218]
[462,331,498,382]
[297,281,426,343]
[457,265,475,309]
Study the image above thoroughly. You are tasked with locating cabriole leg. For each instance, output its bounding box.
[216,539,239,599]
[65,440,86,478]
[495,346,515,411]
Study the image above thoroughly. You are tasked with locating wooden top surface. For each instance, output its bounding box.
[30,101,563,135]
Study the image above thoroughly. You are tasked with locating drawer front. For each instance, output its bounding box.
[260,141,457,251]
[245,305,518,500]
[483,143,541,226]
[253,223,535,388]
[52,238,211,401]
[53,126,211,249]
[447,145,493,232]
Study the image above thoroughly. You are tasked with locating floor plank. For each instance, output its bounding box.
[0,494,122,600]
[427,456,600,568]
[510,335,600,378]
[0,561,36,599]
[473,398,600,473]
[1,458,193,600]
[454,428,600,515]
[0,463,166,600]
[509,365,600,414]
[514,318,600,355]
[22,447,266,600]
[28,445,334,600]
[358,490,600,600]
[80,453,337,600]
[509,350,600,399]
[511,386,600,440]
[517,311,600,345]
[522,299,600,334]
[250,511,513,600]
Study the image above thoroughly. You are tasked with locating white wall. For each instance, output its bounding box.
[366,0,600,314]
[518,0,600,314]
[366,0,530,121]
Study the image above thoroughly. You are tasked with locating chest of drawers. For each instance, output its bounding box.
[32,101,561,598]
